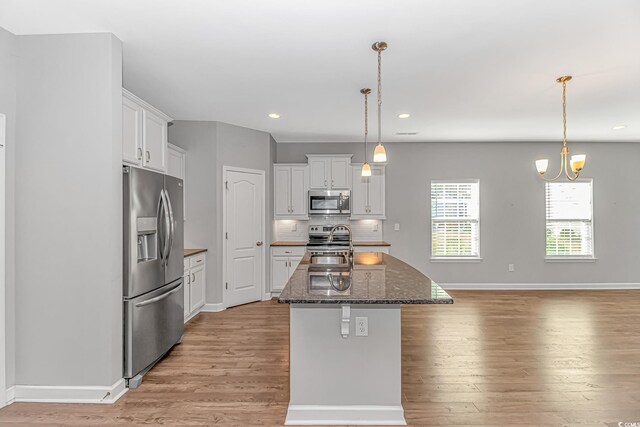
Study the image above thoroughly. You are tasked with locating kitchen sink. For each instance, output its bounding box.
[310,254,349,265]
[308,270,352,295]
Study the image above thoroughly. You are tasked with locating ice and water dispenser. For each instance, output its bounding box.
[136,217,158,262]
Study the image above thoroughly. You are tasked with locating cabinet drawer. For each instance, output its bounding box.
[271,246,306,257]
[189,253,205,268]
[353,246,390,254]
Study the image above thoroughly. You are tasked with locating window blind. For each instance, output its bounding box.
[545,180,593,257]
[431,181,480,257]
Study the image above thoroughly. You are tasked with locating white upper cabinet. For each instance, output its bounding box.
[122,96,143,165]
[306,155,352,190]
[122,89,172,173]
[142,109,167,172]
[350,164,386,219]
[274,164,309,219]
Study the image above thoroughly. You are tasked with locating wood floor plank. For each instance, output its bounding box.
[1,291,639,426]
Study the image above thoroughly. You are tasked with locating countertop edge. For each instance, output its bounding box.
[270,241,391,247]
[184,248,208,257]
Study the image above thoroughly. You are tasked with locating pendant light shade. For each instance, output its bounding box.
[361,162,372,177]
[373,143,387,163]
[372,41,388,163]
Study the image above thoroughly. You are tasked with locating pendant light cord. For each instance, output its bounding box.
[377,48,382,146]
[562,80,567,147]
[364,91,369,160]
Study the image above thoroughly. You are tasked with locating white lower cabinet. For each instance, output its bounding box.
[271,246,306,292]
[184,252,206,321]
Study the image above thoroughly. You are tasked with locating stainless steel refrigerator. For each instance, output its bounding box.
[123,166,184,388]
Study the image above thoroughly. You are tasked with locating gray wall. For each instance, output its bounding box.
[15,33,123,386]
[0,26,17,388]
[170,121,274,304]
[277,141,640,284]
[167,121,219,303]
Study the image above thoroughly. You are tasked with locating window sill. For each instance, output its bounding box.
[545,257,597,263]
[430,257,483,263]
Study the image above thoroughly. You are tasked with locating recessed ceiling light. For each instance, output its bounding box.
[268,113,281,119]
[612,125,626,130]
[398,113,411,119]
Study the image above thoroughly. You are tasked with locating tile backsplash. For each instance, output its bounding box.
[274,218,383,242]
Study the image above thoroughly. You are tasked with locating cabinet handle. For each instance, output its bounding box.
[146,150,150,162]
[332,179,335,186]
[137,147,142,160]
[187,274,191,285]
[285,251,292,254]
[192,273,195,282]
[324,179,327,187]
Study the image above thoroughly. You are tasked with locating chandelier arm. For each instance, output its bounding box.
[539,152,567,182]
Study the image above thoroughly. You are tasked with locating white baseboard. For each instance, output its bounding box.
[441,282,640,290]
[7,378,127,404]
[200,302,226,312]
[6,386,15,405]
[285,404,406,425]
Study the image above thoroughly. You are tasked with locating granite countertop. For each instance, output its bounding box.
[271,241,391,247]
[271,241,308,246]
[184,248,208,257]
[278,252,453,305]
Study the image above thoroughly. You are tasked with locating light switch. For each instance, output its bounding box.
[394,223,400,231]
[508,263,515,272]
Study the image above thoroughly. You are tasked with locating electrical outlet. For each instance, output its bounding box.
[291,222,297,232]
[373,223,379,232]
[355,317,368,337]
[508,263,515,272]
[394,223,400,231]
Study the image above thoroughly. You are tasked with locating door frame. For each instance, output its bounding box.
[222,166,266,308]
[0,113,6,407]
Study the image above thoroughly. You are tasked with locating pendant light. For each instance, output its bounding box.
[535,76,586,181]
[372,41,388,163]
[361,88,372,176]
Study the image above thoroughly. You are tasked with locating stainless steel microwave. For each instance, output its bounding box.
[308,190,351,215]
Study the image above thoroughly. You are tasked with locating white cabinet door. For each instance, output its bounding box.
[168,144,186,221]
[367,165,385,217]
[190,266,205,312]
[183,269,190,318]
[271,257,290,292]
[350,166,369,216]
[290,166,308,216]
[330,157,350,189]
[308,157,329,189]
[274,166,291,216]
[142,109,167,173]
[122,96,142,166]
[289,256,303,272]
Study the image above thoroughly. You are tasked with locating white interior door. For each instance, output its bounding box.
[224,167,265,307]
[0,114,6,407]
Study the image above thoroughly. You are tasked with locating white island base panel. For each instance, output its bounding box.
[286,304,406,425]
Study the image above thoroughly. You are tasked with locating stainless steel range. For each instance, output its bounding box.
[307,224,352,254]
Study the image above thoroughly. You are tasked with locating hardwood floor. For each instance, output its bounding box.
[1,291,639,426]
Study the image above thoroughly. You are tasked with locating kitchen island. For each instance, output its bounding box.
[278,252,452,425]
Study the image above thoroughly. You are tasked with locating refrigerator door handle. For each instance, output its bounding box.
[157,190,166,262]
[135,282,182,307]
[164,187,175,263]
[160,189,172,264]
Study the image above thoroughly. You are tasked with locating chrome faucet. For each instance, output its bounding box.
[328,224,353,265]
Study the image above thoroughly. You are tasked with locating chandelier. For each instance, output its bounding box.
[535,76,586,181]
[360,88,372,176]
[372,41,387,163]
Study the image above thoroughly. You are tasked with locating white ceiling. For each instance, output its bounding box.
[1,0,639,143]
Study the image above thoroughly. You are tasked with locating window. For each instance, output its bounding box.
[545,180,594,258]
[431,180,480,258]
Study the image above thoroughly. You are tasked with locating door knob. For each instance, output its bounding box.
[256,241,263,246]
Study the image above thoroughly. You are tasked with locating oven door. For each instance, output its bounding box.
[309,191,350,215]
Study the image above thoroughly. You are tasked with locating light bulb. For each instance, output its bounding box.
[373,143,387,162]
[535,159,549,175]
[570,154,586,172]
[361,162,372,177]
